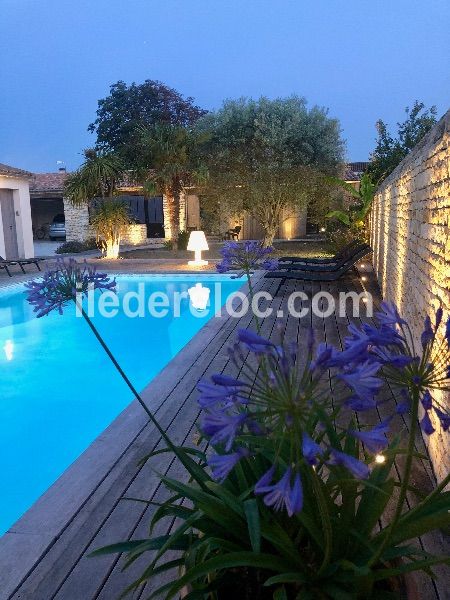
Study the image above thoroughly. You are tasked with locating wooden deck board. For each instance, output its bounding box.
[7,270,449,600]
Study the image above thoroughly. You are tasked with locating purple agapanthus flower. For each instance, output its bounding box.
[328,450,370,479]
[302,432,323,465]
[216,240,279,274]
[310,343,333,371]
[372,347,415,368]
[208,448,248,482]
[237,328,278,354]
[255,467,303,516]
[197,381,247,408]
[361,323,404,347]
[338,361,383,399]
[375,302,407,327]
[349,420,390,454]
[25,258,115,317]
[201,411,247,451]
[197,301,450,520]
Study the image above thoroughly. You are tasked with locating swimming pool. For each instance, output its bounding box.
[0,274,243,535]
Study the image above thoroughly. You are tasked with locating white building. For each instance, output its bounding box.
[0,163,34,259]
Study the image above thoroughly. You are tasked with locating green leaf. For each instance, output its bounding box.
[205,481,245,516]
[273,585,288,600]
[89,534,190,558]
[159,474,246,535]
[326,210,351,226]
[264,572,307,586]
[163,551,297,598]
[372,555,450,581]
[243,498,261,553]
[137,445,206,467]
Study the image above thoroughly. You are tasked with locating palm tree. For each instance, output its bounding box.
[64,149,124,206]
[64,149,128,258]
[137,123,206,244]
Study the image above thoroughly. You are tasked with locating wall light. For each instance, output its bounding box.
[375,454,386,464]
[188,283,210,311]
[187,231,209,266]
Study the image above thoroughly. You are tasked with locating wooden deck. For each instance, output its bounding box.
[1,268,449,600]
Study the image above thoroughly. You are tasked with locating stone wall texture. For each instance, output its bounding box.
[121,224,147,246]
[370,109,450,481]
[64,200,148,247]
[63,199,93,242]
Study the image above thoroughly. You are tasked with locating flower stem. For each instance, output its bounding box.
[368,386,420,566]
[79,306,199,482]
[245,268,261,333]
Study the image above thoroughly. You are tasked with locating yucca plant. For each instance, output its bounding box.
[90,198,131,259]
[64,148,125,206]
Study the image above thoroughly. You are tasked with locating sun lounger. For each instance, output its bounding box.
[265,245,371,281]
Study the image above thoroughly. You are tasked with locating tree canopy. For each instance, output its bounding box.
[367,101,437,184]
[88,80,206,165]
[196,96,345,244]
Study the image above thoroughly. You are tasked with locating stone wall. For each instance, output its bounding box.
[121,224,147,246]
[64,200,148,246]
[63,199,93,242]
[370,109,450,481]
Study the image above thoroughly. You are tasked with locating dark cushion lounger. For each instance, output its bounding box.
[279,243,371,272]
[265,246,371,281]
[278,239,362,265]
[0,255,44,275]
[0,262,13,277]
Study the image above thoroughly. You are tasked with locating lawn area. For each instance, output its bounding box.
[120,239,333,261]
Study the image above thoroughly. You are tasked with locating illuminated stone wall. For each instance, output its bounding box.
[370,109,450,481]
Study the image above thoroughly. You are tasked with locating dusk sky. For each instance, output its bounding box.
[1,0,449,173]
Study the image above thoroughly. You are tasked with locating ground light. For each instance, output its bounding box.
[187,231,209,266]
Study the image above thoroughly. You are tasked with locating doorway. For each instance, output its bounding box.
[0,190,19,259]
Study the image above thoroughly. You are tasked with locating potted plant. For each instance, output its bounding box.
[25,250,450,599]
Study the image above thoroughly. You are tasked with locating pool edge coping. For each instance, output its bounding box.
[0,270,263,598]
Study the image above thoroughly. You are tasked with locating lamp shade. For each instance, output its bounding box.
[187,230,209,252]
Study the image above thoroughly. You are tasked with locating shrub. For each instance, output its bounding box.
[55,238,99,254]
[177,230,190,250]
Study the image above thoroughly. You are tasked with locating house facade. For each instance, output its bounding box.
[26,162,369,245]
[0,163,34,259]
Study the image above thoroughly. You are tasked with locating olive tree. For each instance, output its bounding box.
[196,96,344,245]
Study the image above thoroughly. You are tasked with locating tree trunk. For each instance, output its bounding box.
[262,222,278,247]
[163,189,180,244]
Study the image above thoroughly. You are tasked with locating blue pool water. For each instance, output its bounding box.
[0,274,242,535]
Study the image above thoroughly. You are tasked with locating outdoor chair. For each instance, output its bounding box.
[265,245,371,282]
[0,255,44,275]
[279,243,370,272]
[0,261,13,277]
[278,239,362,265]
[222,226,241,241]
